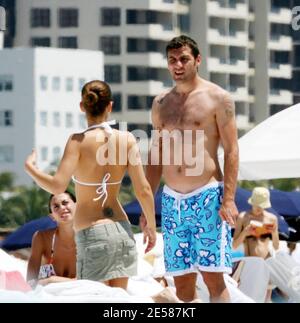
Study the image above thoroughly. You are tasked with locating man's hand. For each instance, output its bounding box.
[142,225,156,253]
[219,199,239,228]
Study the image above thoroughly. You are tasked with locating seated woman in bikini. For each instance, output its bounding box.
[25,80,156,291]
[27,191,77,288]
[233,187,279,259]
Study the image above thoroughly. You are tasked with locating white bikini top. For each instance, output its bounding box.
[71,120,122,207]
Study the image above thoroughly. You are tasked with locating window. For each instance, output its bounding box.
[0,110,13,126]
[65,113,73,128]
[128,96,154,110]
[58,36,77,48]
[40,147,48,161]
[79,114,86,129]
[53,112,61,127]
[127,67,158,81]
[58,8,78,27]
[40,76,48,90]
[40,111,48,126]
[52,147,61,161]
[52,77,60,91]
[100,36,121,55]
[101,8,121,26]
[31,37,51,47]
[104,65,121,83]
[78,78,86,91]
[178,14,190,32]
[127,123,152,138]
[112,93,122,112]
[31,8,51,28]
[66,77,73,91]
[0,146,14,163]
[0,75,13,92]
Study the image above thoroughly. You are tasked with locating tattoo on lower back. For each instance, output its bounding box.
[103,207,114,218]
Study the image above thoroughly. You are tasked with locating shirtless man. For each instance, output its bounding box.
[140,35,239,302]
[27,191,77,287]
[233,187,279,259]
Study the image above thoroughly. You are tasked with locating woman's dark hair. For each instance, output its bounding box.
[81,80,112,117]
[48,190,76,213]
[166,35,201,59]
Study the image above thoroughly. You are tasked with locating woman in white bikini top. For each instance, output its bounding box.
[25,80,156,290]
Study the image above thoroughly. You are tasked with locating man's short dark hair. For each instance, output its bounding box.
[166,35,201,59]
[48,190,76,213]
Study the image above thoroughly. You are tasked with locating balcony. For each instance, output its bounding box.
[126,53,167,68]
[208,29,248,46]
[268,63,292,79]
[228,86,249,102]
[126,80,173,95]
[236,115,252,130]
[207,57,248,74]
[269,7,292,25]
[207,1,248,19]
[268,89,293,105]
[126,24,177,40]
[269,35,292,51]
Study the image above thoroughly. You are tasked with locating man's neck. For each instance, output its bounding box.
[175,76,202,95]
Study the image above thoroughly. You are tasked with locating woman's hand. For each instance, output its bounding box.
[25,149,38,171]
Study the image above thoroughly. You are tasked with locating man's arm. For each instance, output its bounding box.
[25,134,80,194]
[216,91,239,227]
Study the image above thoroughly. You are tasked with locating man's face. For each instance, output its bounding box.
[167,46,201,83]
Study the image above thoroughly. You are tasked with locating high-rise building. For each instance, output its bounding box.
[7,0,293,136]
[292,0,300,104]
[0,48,103,184]
[191,0,293,136]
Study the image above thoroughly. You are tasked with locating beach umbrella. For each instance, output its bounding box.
[0,216,57,251]
[237,103,300,180]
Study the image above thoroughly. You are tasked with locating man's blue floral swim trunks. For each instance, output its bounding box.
[161,182,232,276]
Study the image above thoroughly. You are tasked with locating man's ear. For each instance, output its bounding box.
[196,54,202,67]
[80,101,85,112]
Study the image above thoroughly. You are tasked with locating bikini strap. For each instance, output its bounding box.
[72,173,122,207]
[84,120,116,135]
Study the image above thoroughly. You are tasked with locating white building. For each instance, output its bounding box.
[191,0,293,135]
[13,0,192,137]
[11,0,293,137]
[0,47,103,185]
[0,4,5,49]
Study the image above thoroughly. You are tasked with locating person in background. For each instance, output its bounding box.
[27,191,77,287]
[233,187,279,259]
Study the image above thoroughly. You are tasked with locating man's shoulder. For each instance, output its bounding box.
[200,80,230,101]
[155,90,172,104]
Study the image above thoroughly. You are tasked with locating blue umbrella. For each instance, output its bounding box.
[0,216,57,251]
[270,190,300,217]
[125,188,162,226]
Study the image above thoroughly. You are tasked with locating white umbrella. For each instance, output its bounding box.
[237,103,300,180]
